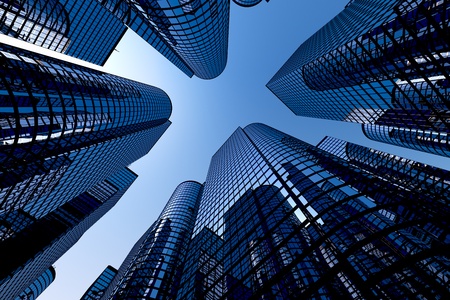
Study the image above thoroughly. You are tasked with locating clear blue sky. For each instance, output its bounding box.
[39,1,450,298]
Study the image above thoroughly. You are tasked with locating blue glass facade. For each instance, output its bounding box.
[16,266,56,300]
[0,0,70,52]
[96,0,230,79]
[0,42,171,224]
[0,41,171,298]
[267,0,450,157]
[178,123,449,298]
[0,167,138,299]
[0,0,127,65]
[102,181,203,299]
[58,0,127,65]
[81,265,118,300]
[90,123,450,298]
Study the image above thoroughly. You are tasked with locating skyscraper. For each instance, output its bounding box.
[0,41,172,297]
[0,0,127,65]
[95,181,203,299]
[0,167,137,299]
[267,0,450,157]
[81,266,118,300]
[96,0,230,79]
[16,266,56,300]
[89,123,450,299]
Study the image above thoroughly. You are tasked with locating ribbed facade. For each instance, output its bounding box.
[0,41,171,298]
[0,42,171,225]
[0,0,70,52]
[267,0,450,157]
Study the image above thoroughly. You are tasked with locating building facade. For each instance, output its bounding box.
[99,181,203,299]
[267,0,450,157]
[0,0,127,65]
[16,266,56,300]
[0,41,171,298]
[0,167,138,299]
[95,0,230,79]
[89,123,450,299]
[81,266,118,300]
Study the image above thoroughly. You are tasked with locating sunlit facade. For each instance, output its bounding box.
[267,0,450,157]
[0,0,126,65]
[0,42,171,226]
[177,123,449,298]
[96,0,230,79]
[89,123,450,299]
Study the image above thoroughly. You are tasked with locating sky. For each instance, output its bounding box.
[35,1,450,299]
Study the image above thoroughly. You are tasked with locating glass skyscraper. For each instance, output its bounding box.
[95,0,230,79]
[232,0,267,7]
[0,167,137,299]
[87,123,450,299]
[16,266,56,300]
[0,0,127,65]
[0,41,172,298]
[267,0,450,157]
[92,181,203,299]
[81,266,118,300]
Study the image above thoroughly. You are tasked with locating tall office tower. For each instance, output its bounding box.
[0,0,127,65]
[86,123,450,298]
[0,168,137,299]
[0,41,171,226]
[96,0,230,79]
[177,123,449,299]
[99,181,203,299]
[81,266,118,300]
[267,0,450,157]
[0,41,171,297]
[16,266,56,300]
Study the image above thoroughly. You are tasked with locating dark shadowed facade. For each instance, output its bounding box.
[0,0,127,65]
[267,0,450,157]
[0,42,172,298]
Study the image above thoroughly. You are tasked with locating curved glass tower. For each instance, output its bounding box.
[177,123,449,299]
[0,167,138,299]
[86,123,450,298]
[96,0,230,79]
[105,181,203,299]
[267,0,450,157]
[0,42,172,224]
[0,0,127,65]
